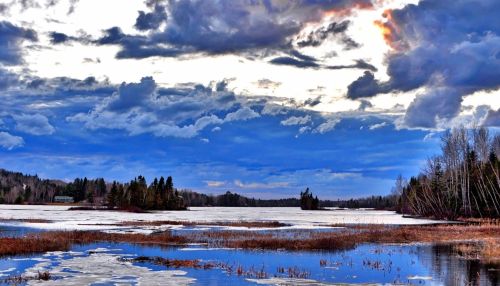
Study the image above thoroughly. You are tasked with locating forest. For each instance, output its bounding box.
[397,127,500,219]
[2,126,498,216]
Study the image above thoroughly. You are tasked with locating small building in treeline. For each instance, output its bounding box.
[53,196,74,203]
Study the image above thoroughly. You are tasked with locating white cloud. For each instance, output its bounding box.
[280,115,311,126]
[205,180,226,187]
[0,132,24,150]
[314,118,340,134]
[234,180,289,189]
[368,122,387,130]
[299,126,311,134]
[13,114,55,135]
[224,107,260,122]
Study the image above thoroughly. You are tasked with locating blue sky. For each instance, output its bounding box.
[0,0,499,199]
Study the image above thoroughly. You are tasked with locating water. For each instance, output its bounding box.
[0,206,497,285]
[0,241,498,285]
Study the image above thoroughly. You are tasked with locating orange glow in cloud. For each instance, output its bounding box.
[374,20,393,45]
[374,9,404,50]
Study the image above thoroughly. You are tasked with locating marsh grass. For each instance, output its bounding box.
[0,236,69,256]
[0,222,498,265]
[39,230,187,246]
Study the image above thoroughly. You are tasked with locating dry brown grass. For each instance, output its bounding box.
[0,230,186,257]
[122,256,203,268]
[0,237,69,256]
[184,223,500,253]
[482,239,500,263]
[0,223,498,265]
[38,230,187,246]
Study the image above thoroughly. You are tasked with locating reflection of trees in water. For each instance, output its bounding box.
[415,244,499,286]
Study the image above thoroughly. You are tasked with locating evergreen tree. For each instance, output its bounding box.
[107,181,118,209]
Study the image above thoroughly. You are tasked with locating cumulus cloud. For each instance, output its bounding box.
[314,118,340,134]
[14,114,56,135]
[224,107,260,122]
[0,20,37,65]
[68,77,262,138]
[0,131,24,150]
[346,0,500,128]
[280,115,311,126]
[403,88,462,128]
[106,77,156,111]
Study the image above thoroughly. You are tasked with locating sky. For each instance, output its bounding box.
[0,0,499,199]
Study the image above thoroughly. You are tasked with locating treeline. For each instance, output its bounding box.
[180,190,327,207]
[106,176,186,210]
[63,177,107,203]
[334,195,399,210]
[0,169,65,204]
[397,127,500,219]
[179,189,349,207]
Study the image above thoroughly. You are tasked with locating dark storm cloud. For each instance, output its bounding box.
[297,21,350,47]
[347,71,384,99]
[270,56,320,68]
[345,0,500,128]
[0,21,37,65]
[48,30,92,45]
[106,77,157,112]
[483,108,500,127]
[270,54,376,71]
[327,60,376,71]
[135,3,168,31]
[49,31,69,44]
[296,20,359,49]
[96,0,374,59]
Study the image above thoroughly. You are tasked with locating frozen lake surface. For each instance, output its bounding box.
[0,206,497,285]
[0,205,445,234]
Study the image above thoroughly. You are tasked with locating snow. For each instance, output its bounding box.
[23,249,195,286]
[0,205,446,234]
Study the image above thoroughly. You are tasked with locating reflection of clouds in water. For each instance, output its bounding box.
[248,277,334,285]
[24,248,195,286]
[0,267,16,277]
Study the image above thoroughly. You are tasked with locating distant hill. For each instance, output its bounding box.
[0,169,66,204]
[0,168,396,209]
